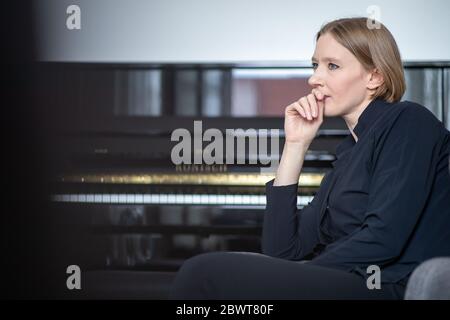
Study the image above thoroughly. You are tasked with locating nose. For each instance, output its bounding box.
[308,70,325,88]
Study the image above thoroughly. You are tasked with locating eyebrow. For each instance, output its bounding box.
[311,56,342,63]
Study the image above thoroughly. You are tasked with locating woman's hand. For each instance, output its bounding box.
[283,89,325,146]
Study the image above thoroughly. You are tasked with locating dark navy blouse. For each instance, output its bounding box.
[262,98,450,285]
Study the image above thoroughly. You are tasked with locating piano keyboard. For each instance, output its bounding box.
[51,193,314,207]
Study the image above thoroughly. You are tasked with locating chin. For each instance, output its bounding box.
[324,102,343,117]
[324,108,339,117]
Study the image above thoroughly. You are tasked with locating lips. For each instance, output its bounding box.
[318,92,330,99]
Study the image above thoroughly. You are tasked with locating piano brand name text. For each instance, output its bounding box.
[170,121,280,173]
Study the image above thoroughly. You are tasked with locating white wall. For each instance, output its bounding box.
[34,0,450,62]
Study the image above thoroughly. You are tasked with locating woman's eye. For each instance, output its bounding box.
[328,63,339,70]
[311,62,339,70]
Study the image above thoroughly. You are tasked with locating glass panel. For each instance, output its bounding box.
[403,68,443,121]
[174,70,199,116]
[231,68,313,117]
[202,70,226,117]
[113,70,162,116]
[444,68,450,129]
[39,64,448,123]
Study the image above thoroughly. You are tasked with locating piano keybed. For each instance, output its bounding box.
[50,172,323,207]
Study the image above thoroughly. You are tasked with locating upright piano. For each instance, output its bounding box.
[39,62,349,298]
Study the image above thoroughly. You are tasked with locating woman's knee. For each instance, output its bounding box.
[179,253,211,279]
[170,252,228,299]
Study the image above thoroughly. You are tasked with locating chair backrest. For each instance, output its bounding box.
[404,257,450,300]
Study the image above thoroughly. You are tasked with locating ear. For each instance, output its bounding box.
[367,68,384,90]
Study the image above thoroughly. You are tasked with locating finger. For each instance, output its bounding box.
[312,89,324,101]
[286,103,306,118]
[316,97,324,122]
[312,89,324,119]
[317,96,325,122]
[293,102,307,118]
[306,93,318,118]
[299,97,312,120]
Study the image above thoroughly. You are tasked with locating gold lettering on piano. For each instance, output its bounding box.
[57,172,324,187]
[176,164,228,173]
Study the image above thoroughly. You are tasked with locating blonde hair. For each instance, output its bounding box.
[316,17,406,103]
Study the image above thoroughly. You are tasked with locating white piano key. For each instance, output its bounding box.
[111,194,119,203]
[143,194,151,204]
[103,194,110,203]
[135,194,143,203]
[86,194,94,203]
[168,194,176,204]
[250,195,259,205]
[209,194,218,204]
[200,194,209,204]
[217,195,226,204]
[225,194,234,205]
[175,194,184,204]
[242,195,250,204]
[192,194,201,204]
[234,195,243,204]
[185,194,193,204]
[118,194,127,203]
[160,194,168,204]
[126,194,135,204]
[304,196,314,206]
[258,195,266,205]
[100,194,107,203]
[93,194,101,203]
[150,194,159,204]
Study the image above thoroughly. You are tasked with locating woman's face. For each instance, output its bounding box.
[308,32,374,118]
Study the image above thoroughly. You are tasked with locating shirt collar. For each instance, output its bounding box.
[334,98,390,161]
[353,98,390,139]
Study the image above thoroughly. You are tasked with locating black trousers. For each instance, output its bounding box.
[170,252,405,300]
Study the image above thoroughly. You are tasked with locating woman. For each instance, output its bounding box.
[170,17,450,300]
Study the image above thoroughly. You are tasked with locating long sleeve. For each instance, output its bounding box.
[308,107,445,274]
[262,172,333,260]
